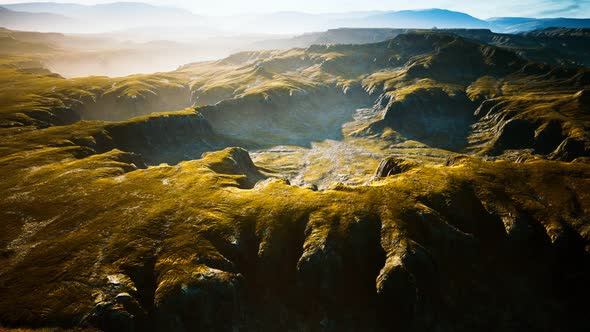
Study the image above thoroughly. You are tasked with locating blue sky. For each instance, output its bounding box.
[1,0,589,18]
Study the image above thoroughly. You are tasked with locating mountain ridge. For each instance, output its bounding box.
[0,26,589,331]
[2,3,590,34]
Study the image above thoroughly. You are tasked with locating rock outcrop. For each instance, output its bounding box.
[371,88,476,150]
[373,156,418,179]
[1,29,590,332]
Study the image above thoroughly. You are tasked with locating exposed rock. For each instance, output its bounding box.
[153,266,243,332]
[301,183,318,191]
[444,154,470,166]
[198,87,372,147]
[550,137,589,161]
[105,110,216,164]
[80,84,192,122]
[85,275,144,332]
[534,119,565,154]
[376,240,439,331]
[373,156,418,179]
[574,89,590,110]
[296,212,385,329]
[371,88,476,150]
[202,147,266,188]
[87,301,136,332]
[492,118,537,153]
[1,29,590,332]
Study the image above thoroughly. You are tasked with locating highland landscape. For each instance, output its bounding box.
[1,1,590,331]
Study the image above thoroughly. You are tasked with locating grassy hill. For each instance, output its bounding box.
[0,29,589,331]
[252,27,590,67]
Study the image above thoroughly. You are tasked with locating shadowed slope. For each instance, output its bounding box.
[0,29,590,331]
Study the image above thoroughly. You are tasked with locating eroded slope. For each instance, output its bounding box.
[0,140,589,331]
[0,30,590,331]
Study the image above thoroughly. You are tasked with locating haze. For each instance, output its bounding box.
[1,1,589,77]
[1,0,590,17]
[2,0,590,328]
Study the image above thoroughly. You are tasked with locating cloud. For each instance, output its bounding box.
[534,0,590,17]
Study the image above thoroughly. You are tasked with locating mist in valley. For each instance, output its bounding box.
[2,2,590,332]
[3,1,590,77]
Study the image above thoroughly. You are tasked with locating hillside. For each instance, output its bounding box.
[3,3,590,35]
[0,27,252,77]
[0,6,76,31]
[0,30,589,331]
[252,27,590,67]
[1,2,199,33]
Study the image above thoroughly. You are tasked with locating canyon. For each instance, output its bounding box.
[0,28,589,331]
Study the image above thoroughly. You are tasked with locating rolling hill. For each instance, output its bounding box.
[251,27,590,67]
[0,28,589,331]
[0,6,77,31]
[2,3,590,35]
[1,2,202,33]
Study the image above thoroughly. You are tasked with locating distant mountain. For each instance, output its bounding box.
[350,9,490,29]
[0,6,76,31]
[251,27,590,68]
[2,2,202,32]
[2,3,590,36]
[489,17,590,33]
[1,4,495,35]
[0,34,56,54]
[216,9,491,34]
[3,1,194,18]
[248,28,407,50]
[2,2,86,14]
[0,26,65,43]
[493,17,590,32]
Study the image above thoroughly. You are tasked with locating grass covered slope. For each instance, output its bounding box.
[0,62,192,136]
[0,140,589,331]
[3,30,589,161]
[0,29,590,331]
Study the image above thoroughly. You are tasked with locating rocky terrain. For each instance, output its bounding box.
[0,29,589,331]
[254,27,590,68]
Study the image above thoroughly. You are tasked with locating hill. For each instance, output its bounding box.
[2,2,201,33]
[252,27,590,67]
[489,17,590,33]
[3,3,590,35]
[0,6,76,31]
[351,9,490,29]
[0,27,261,77]
[0,30,589,331]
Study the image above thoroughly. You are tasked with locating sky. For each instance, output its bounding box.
[0,0,589,18]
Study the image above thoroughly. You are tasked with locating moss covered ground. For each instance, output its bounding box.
[0,29,589,331]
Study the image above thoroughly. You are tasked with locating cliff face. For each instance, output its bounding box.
[360,38,590,160]
[104,111,217,165]
[79,84,192,122]
[371,88,476,150]
[0,109,224,169]
[198,86,372,148]
[1,30,590,332]
[467,67,590,160]
[0,144,588,331]
[0,68,194,136]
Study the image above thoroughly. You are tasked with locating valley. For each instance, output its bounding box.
[0,21,589,332]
